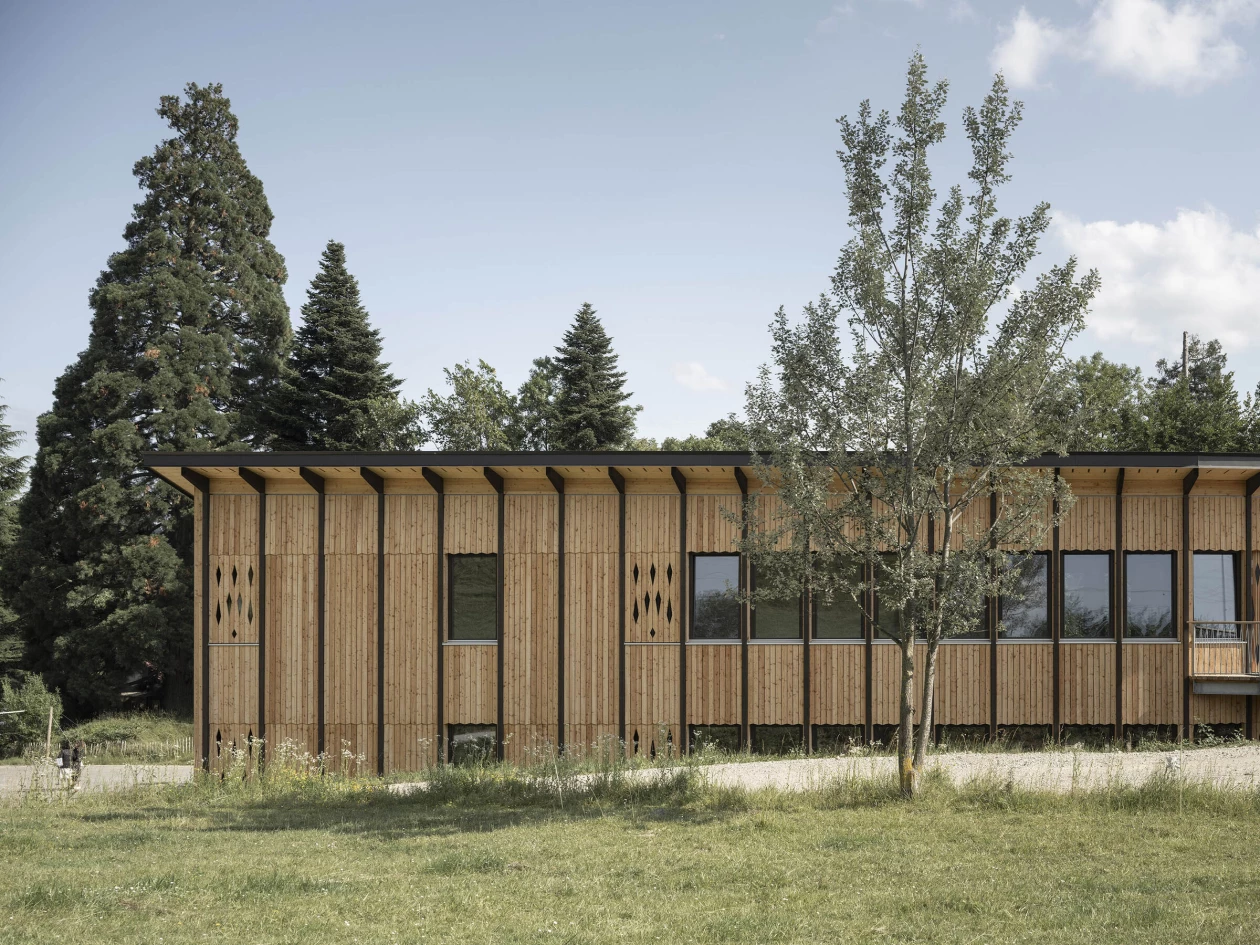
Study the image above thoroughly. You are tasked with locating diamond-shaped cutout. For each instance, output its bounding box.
[231,565,238,585]
[667,563,673,583]
[237,593,243,614]
[248,565,254,585]
[247,601,254,624]
[650,563,657,583]
[633,563,639,583]
[655,591,662,613]
[215,566,222,585]
[666,600,673,624]
[632,600,639,622]
[231,628,237,639]
[649,627,655,638]
[215,602,222,624]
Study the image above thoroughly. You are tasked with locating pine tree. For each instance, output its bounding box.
[270,240,421,450]
[550,303,638,450]
[0,389,28,669]
[1143,336,1244,451]
[4,83,290,712]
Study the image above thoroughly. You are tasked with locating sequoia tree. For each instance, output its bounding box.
[269,240,421,450]
[550,303,638,450]
[4,83,290,711]
[743,56,1096,795]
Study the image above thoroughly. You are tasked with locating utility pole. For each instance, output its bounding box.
[1182,331,1189,379]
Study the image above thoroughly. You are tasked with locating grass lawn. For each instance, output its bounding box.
[2,767,1258,944]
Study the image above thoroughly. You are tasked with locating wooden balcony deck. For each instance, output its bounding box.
[1190,623,1260,693]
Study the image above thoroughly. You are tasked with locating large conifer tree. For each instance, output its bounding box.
[550,303,638,450]
[0,391,28,662]
[269,241,421,450]
[4,83,290,711]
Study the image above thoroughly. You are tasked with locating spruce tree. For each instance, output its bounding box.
[0,390,28,663]
[4,83,290,711]
[270,240,421,450]
[550,303,638,450]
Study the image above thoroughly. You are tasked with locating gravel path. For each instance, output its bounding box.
[0,763,193,797]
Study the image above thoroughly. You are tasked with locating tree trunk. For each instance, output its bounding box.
[913,637,939,775]
[897,636,917,797]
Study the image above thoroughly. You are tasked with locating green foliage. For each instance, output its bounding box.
[744,55,1096,788]
[550,303,639,450]
[1144,336,1248,451]
[62,710,190,745]
[421,360,520,450]
[269,240,422,450]
[2,83,290,712]
[513,357,560,450]
[0,674,61,755]
[1064,353,1146,451]
[0,389,28,640]
[661,413,750,450]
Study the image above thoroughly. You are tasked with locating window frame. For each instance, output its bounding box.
[998,550,1051,641]
[1059,550,1114,642]
[1192,550,1241,627]
[446,553,500,643]
[689,552,743,642]
[1123,551,1178,641]
[750,560,803,641]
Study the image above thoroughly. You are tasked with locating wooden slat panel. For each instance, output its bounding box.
[264,552,319,759]
[503,495,559,764]
[625,494,679,554]
[266,494,318,556]
[1060,496,1116,551]
[1192,693,1246,725]
[686,644,741,724]
[444,644,497,724]
[936,644,990,725]
[809,644,865,725]
[209,494,259,556]
[325,549,377,772]
[1122,643,1181,725]
[686,494,742,553]
[194,492,204,764]
[996,644,1053,724]
[747,644,803,725]
[384,494,439,556]
[1060,643,1116,725]
[1190,496,1245,551]
[208,555,260,644]
[625,644,679,757]
[1123,496,1180,551]
[564,549,618,752]
[445,494,498,554]
[870,645,927,724]
[383,552,438,772]
[208,645,259,772]
[326,494,375,555]
[566,494,618,554]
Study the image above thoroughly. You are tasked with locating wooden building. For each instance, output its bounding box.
[142,451,1260,772]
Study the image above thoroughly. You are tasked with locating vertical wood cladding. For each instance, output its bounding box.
[1059,643,1116,724]
[324,494,378,771]
[687,644,742,724]
[194,491,205,764]
[564,495,619,752]
[502,494,559,764]
[625,495,680,643]
[383,495,438,771]
[188,464,1259,769]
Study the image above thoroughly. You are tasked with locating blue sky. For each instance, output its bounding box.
[4,0,1260,455]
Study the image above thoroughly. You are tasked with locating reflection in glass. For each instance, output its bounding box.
[1193,553,1237,624]
[814,591,864,639]
[1063,553,1111,638]
[1126,553,1174,638]
[1000,554,1049,638]
[449,554,498,641]
[751,564,801,639]
[693,555,740,640]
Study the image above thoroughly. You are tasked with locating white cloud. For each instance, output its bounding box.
[1053,207,1260,353]
[992,0,1260,92]
[673,361,729,392]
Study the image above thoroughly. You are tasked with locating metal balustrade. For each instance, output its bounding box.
[1190,622,1260,678]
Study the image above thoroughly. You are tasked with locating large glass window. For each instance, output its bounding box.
[1194,553,1238,624]
[874,556,902,639]
[1062,553,1112,639]
[449,554,498,641]
[692,555,740,640]
[751,564,800,640]
[1126,552,1175,639]
[999,553,1049,639]
[814,590,864,639]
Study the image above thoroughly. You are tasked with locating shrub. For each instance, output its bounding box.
[0,674,62,756]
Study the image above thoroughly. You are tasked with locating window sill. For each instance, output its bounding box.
[747,639,803,645]
[1122,638,1182,644]
[444,639,498,646]
[686,639,741,645]
[1060,638,1119,644]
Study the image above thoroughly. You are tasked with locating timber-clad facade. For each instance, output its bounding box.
[143,451,1260,772]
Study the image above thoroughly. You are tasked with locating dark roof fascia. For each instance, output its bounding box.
[141,450,1260,471]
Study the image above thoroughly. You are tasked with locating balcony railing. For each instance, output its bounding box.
[1190,621,1260,678]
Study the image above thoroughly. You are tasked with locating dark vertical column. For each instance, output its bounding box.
[1115,469,1125,742]
[485,467,506,761]
[1247,473,1259,739]
[184,468,211,771]
[239,468,267,762]
[299,468,326,757]
[609,468,626,749]
[672,467,688,753]
[989,490,998,740]
[423,468,445,764]
[360,468,387,775]
[1182,468,1199,741]
[547,468,566,753]
[864,556,874,745]
[1052,468,1061,743]
[735,468,750,752]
